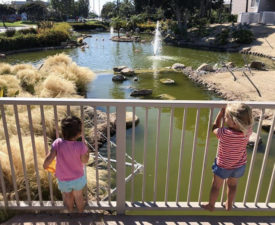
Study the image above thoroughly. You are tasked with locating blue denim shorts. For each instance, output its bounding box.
[57,174,86,193]
[212,159,246,179]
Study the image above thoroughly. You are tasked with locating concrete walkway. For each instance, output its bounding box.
[3,213,275,225]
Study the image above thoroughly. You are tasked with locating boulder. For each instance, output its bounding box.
[262,120,275,133]
[113,66,127,73]
[160,78,175,85]
[248,132,263,147]
[133,77,139,82]
[125,111,139,128]
[156,94,176,100]
[213,63,219,70]
[250,61,265,70]
[130,89,152,97]
[0,54,6,58]
[112,75,127,82]
[141,40,146,43]
[197,63,214,72]
[226,62,235,68]
[121,68,135,76]
[172,63,185,70]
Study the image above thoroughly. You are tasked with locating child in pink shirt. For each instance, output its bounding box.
[43,116,89,213]
[202,103,253,211]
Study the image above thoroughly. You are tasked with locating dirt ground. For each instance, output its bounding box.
[199,69,275,129]
[248,25,275,58]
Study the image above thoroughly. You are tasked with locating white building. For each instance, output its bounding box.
[228,0,275,24]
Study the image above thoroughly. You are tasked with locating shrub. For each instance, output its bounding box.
[5,29,16,37]
[18,28,38,35]
[215,28,230,45]
[232,26,254,44]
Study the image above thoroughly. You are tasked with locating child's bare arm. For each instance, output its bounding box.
[212,108,225,135]
[43,148,57,169]
[81,151,90,164]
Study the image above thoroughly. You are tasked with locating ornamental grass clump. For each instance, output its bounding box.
[16,68,41,94]
[0,63,12,75]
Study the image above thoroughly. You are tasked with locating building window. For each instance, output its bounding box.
[251,0,260,7]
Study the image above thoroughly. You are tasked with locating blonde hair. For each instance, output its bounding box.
[225,102,253,134]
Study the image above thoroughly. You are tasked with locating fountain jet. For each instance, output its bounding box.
[153,21,162,56]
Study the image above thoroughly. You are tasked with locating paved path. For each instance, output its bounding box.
[3,213,275,225]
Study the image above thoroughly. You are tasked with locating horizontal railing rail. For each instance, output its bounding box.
[0,98,275,214]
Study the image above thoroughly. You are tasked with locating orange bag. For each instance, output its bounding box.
[45,159,56,174]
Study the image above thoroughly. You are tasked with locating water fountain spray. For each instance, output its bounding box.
[153,21,162,56]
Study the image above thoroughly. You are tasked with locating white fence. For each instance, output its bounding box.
[0,98,275,214]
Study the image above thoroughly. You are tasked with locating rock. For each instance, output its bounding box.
[226,62,235,68]
[77,37,84,44]
[0,53,6,58]
[125,112,139,128]
[141,40,146,43]
[156,94,176,100]
[130,89,152,97]
[250,61,265,70]
[213,63,219,70]
[113,66,127,73]
[133,77,138,81]
[112,75,127,82]
[121,68,135,76]
[172,63,185,70]
[242,47,251,52]
[262,120,275,133]
[160,78,175,85]
[197,63,214,72]
[248,132,263,147]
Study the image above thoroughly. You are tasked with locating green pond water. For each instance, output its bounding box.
[3,32,275,215]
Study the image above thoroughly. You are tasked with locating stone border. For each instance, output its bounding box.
[240,48,275,60]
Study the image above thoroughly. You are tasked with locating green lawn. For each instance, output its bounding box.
[0,21,36,27]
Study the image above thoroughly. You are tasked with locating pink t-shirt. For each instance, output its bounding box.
[216,127,252,169]
[52,138,88,181]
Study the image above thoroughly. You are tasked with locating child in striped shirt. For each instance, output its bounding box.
[202,103,253,211]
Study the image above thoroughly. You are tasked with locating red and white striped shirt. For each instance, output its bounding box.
[216,127,252,169]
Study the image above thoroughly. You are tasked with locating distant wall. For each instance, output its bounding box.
[258,0,275,12]
[231,0,259,15]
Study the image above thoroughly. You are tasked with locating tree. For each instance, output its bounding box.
[111,16,126,37]
[0,4,16,28]
[18,1,48,21]
[51,0,74,18]
[119,0,135,18]
[101,2,117,19]
[78,0,89,18]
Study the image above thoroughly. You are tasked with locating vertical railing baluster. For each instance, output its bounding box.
[93,106,99,205]
[131,106,136,203]
[40,105,54,206]
[0,104,20,206]
[80,106,88,203]
[265,163,275,206]
[165,108,174,204]
[142,107,149,203]
[198,108,213,204]
[220,181,226,206]
[255,113,275,205]
[176,108,187,204]
[14,104,31,205]
[187,108,200,205]
[53,105,59,139]
[243,108,264,204]
[67,105,71,116]
[27,105,43,205]
[153,108,161,204]
[116,105,126,214]
[0,151,8,208]
[107,106,112,205]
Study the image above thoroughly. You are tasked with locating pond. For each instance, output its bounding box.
[3,32,275,211]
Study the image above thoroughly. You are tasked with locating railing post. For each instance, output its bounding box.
[116,104,126,214]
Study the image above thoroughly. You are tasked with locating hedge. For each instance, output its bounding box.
[0,30,69,51]
[70,23,107,31]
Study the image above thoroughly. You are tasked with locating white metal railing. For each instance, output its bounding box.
[0,98,275,214]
